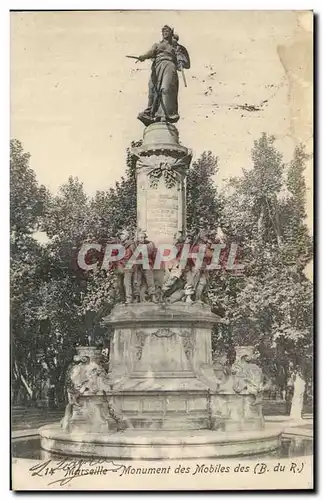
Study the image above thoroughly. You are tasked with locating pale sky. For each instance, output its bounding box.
[10,11,313,226]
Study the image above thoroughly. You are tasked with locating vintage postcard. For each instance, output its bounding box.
[10,10,313,491]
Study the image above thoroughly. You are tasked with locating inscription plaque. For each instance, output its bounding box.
[146,178,180,245]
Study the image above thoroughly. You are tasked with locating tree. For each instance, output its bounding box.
[11,140,140,404]
[10,139,48,236]
[10,139,50,402]
[39,177,93,401]
[87,141,139,241]
[280,145,312,268]
[186,151,223,231]
[213,134,313,416]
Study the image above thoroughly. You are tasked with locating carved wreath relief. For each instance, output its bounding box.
[134,328,194,361]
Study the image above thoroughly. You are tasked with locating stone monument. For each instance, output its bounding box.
[39,26,282,459]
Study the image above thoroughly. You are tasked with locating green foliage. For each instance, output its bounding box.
[221,134,284,246]
[186,151,223,231]
[280,145,313,267]
[88,142,138,240]
[212,134,313,386]
[10,139,48,236]
[10,140,51,402]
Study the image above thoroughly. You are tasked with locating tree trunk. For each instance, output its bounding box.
[257,205,265,238]
[14,361,33,400]
[265,196,283,247]
[290,373,306,419]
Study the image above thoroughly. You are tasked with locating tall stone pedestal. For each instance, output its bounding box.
[133,123,192,246]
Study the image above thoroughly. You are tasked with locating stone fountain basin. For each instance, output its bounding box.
[39,424,282,460]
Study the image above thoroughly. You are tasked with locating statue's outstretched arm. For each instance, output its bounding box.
[138,43,158,61]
